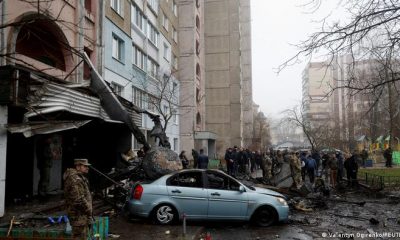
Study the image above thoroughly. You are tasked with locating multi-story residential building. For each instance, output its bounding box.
[176,0,253,158]
[104,0,180,152]
[302,62,333,125]
[302,57,400,150]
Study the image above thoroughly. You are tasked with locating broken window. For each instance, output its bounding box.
[16,19,66,71]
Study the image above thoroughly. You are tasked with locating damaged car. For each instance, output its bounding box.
[126,169,289,226]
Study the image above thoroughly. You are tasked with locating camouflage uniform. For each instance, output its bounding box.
[63,168,92,239]
[290,154,303,189]
[261,154,272,182]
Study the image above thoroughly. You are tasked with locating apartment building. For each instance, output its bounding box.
[104,0,181,152]
[176,0,254,158]
[303,57,400,149]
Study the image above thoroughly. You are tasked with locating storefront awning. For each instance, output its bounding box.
[24,83,115,122]
[7,120,91,137]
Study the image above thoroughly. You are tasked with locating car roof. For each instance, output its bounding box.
[161,169,225,178]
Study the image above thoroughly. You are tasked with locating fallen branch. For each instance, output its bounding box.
[7,216,15,237]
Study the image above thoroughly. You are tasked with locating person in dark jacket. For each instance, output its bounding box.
[311,150,321,169]
[344,151,359,187]
[224,148,234,176]
[197,149,209,169]
[179,151,189,169]
[336,151,344,182]
[384,147,393,168]
[192,149,199,168]
[306,155,317,183]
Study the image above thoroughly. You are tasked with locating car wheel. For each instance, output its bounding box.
[253,206,277,227]
[153,204,177,225]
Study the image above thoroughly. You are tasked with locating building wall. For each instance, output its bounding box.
[177,0,205,155]
[2,0,101,82]
[302,62,333,124]
[204,0,246,155]
[104,0,181,151]
[240,0,253,148]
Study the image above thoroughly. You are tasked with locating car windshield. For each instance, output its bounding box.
[240,180,255,191]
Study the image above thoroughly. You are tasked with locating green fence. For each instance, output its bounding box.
[0,217,108,240]
[208,159,221,169]
[359,172,400,190]
[393,151,400,165]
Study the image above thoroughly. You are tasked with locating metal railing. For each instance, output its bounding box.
[359,172,400,190]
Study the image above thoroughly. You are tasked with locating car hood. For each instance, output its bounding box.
[252,187,286,199]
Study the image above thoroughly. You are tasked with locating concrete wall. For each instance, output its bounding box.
[204,0,244,156]
[240,0,253,148]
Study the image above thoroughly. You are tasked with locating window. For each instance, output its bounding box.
[173,138,178,151]
[131,4,146,32]
[173,27,178,43]
[83,48,92,80]
[172,54,178,69]
[111,0,123,16]
[163,105,169,115]
[134,87,144,108]
[111,82,123,96]
[196,15,200,30]
[148,95,157,111]
[162,12,169,31]
[206,171,240,191]
[132,44,145,69]
[173,0,178,16]
[196,40,200,55]
[163,43,170,61]
[173,112,178,124]
[147,22,159,46]
[147,57,159,78]
[196,63,200,78]
[112,35,124,61]
[85,0,92,12]
[167,171,203,188]
[147,0,158,13]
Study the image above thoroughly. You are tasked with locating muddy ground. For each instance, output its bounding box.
[288,189,400,239]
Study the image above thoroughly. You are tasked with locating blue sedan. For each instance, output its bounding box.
[127,169,289,226]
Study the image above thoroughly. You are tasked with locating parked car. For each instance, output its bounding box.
[126,169,289,226]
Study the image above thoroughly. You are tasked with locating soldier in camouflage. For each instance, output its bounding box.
[261,151,273,184]
[63,159,93,239]
[290,152,303,189]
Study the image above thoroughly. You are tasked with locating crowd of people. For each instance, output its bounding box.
[220,147,387,190]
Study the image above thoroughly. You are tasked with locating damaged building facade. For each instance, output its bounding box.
[0,0,107,216]
[0,0,260,217]
[0,0,176,217]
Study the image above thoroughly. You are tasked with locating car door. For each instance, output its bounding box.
[206,170,248,220]
[166,171,208,219]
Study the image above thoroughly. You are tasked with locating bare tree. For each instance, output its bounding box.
[282,0,400,148]
[136,69,180,135]
[281,105,338,150]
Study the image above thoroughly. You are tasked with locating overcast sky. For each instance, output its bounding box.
[250,0,338,118]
